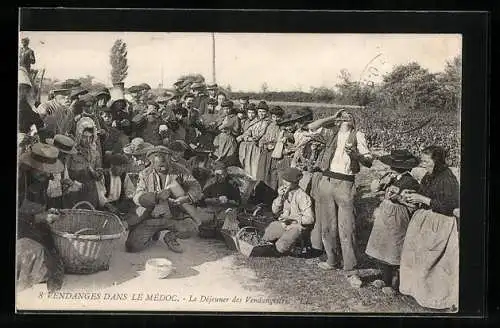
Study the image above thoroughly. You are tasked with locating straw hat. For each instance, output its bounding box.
[123,138,154,156]
[19,143,64,174]
[46,134,77,155]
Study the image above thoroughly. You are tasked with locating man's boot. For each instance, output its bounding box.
[163,231,183,253]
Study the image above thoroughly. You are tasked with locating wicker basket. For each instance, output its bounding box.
[49,201,126,274]
[234,226,274,257]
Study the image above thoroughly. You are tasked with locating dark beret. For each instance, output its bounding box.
[257,101,269,110]
[246,103,257,111]
[270,106,285,116]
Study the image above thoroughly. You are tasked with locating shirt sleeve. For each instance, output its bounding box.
[356,131,371,156]
[133,171,147,206]
[296,192,314,225]
[428,170,460,216]
[271,196,285,215]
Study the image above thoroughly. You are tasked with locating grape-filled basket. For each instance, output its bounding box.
[234,226,274,257]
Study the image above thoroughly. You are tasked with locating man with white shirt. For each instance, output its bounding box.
[125,146,202,253]
[308,109,373,272]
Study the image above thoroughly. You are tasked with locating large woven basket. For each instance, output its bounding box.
[49,201,126,274]
[235,226,274,257]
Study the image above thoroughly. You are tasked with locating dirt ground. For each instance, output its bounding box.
[16,159,458,313]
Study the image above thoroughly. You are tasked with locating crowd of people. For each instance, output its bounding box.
[17,41,460,311]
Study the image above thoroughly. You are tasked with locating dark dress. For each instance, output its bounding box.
[399,167,459,309]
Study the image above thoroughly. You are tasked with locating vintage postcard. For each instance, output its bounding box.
[17,25,462,313]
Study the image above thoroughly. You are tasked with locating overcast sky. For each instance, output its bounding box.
[19,32,461,92]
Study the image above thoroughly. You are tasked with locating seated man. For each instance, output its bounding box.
[99,154,135,215]
[126,146,203,253]
[197,161,241,235]
[262,167,314,255]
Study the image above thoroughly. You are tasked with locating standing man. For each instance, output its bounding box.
[237,96,250,112]
[182,93,202,145]
[191,82,208,115]
[19,37,36,73]
[309,109,373,273]
[206,83,218,102]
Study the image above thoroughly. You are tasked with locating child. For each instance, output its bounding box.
[365,149,421,294]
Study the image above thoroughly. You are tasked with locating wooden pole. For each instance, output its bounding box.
[212,33,216,84]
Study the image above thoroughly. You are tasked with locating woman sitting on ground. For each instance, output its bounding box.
[364,149,421,295]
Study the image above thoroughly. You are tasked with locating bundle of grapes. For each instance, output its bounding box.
[235,227,274,257]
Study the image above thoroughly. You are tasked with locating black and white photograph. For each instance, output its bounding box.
[16,28,462,313]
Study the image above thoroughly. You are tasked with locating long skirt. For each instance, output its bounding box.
[256,149,274,188]
[16,238,50,292]
[365,199,411,265]
[399,209,459,310]
[213,133,238,167]
[238,141,262,180]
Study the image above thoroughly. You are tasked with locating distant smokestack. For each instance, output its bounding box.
[212,33,216,84]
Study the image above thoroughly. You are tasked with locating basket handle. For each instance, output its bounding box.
[72,201,96,210]
[74,228,97,235]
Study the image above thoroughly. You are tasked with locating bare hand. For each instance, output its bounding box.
[218,195,228,204]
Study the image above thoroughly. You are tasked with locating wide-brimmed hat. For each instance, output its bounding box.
[46,134,77,155]
[280,167,303,184]
[277,107,313,126]
[156,90,176,103]
[146,145,171,159]
[69,87,88,99]
[92,87,110,98]
[51,88,71,97]
[379,149,420,170]
[123,138,154,156]
[19,143,64,174]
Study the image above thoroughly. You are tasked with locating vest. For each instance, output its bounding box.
[316,127,361,175]
[103,170,127,199]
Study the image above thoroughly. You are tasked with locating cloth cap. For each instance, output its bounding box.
[221,100,234,108]
[19,143,64,174]
[280,167,303,183]
[190,82,205,90]
[146,145,171,159]
[207,83,218,90]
